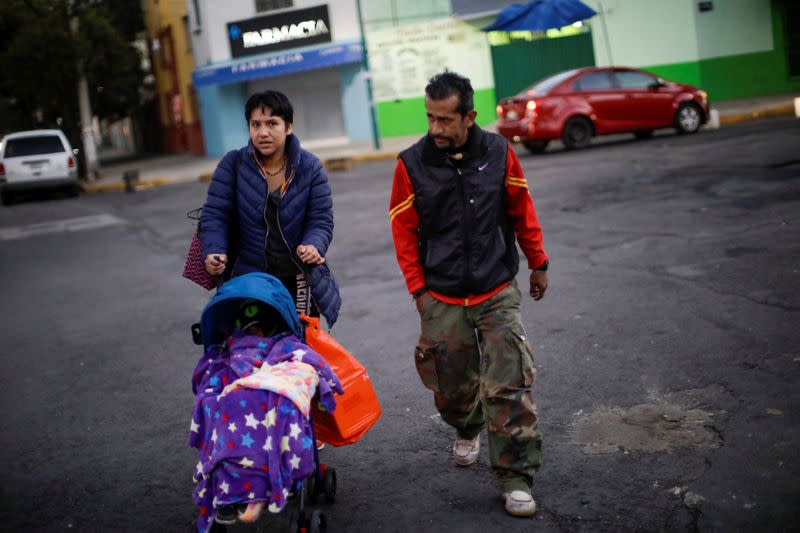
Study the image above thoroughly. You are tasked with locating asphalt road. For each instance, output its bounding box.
[0,118,798,532]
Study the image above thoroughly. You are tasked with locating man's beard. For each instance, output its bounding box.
[430,134,456,150]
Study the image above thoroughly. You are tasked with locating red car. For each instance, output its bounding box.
[496,67,709,153]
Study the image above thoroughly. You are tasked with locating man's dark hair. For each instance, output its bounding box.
[425,71,474,116]
[244,90,294,124]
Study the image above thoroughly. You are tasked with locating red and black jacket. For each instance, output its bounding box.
[390,126,548,302]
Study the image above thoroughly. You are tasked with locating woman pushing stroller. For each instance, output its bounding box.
[199,89,341,328]
[189,273,343,532]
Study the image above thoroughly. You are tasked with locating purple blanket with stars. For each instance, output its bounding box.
[189,332,342,532]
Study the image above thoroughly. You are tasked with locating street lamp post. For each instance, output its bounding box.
[355,0,381,151]
[597,0,614,66]
[69,5,100,181]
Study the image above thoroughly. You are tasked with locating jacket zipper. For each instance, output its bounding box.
[276,168,304,273]
[263,188,270,271]
[276,167,318,313]
[452,163,472,290]
[253,152,272,271]
[253,157,318,314]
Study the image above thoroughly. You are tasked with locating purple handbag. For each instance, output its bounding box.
[182,208,219,290]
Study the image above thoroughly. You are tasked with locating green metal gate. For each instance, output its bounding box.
[490,32,596,101]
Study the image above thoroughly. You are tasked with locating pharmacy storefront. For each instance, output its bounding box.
[192,3,372,157]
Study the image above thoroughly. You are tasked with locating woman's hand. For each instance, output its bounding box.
[205,253,227,275]
[296,244,325,265]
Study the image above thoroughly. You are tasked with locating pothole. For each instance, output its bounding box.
[570,403,722,455]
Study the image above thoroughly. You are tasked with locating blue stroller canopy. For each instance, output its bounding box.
[200,273,300,347]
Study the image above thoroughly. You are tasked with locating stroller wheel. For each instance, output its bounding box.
[288,510,301,533]
[209,520,228,532]
[304,473,318,504]
[309,510,327,533]
[323,467,337,503]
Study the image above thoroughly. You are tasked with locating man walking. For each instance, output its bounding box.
[389,72,549,517]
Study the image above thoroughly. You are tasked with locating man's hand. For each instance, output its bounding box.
[415,291,432,314]
[530,270,548,300]
[205,253,227,276]
[297,244,325,265]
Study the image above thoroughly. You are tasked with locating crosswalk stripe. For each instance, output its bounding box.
[0,214,126,242]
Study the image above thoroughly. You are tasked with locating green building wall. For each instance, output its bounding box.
[585,0,799,102]
[376,88,497,138]
[644,1,800,100]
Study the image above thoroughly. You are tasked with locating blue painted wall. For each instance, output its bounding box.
[339,63,372,143]
[199,62,373,156]
[197,83,248,157]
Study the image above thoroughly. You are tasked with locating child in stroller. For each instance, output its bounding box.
[188,273,343,532]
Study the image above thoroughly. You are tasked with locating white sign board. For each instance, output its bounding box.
[366,17,495,102]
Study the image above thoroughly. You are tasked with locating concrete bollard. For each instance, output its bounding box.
[122,170,139,193]
[707,108,720,129]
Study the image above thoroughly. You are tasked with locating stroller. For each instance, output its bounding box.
[189,273,371,533]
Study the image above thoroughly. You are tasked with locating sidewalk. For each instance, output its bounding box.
[81,92,799,193]
[713,92,799,125]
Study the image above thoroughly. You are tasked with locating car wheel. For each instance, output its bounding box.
[0,191,13,206]
[675,103,702,134]
[634,130,654,140]
[522,140,549,154]
[561,116,593,150]
[66,184,81,198]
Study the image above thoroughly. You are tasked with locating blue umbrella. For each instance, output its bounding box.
[482,0,597,32]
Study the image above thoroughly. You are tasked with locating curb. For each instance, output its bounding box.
[718,102,795,126]
[321,150,399,172]
[80,104,795,194]
[80,177,170,193]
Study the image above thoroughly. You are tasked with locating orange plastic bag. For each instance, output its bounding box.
[301,315,382,446]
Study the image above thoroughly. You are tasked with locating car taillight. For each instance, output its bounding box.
[0,163,4,176]
[68,156,75,168]
[496,104,503,118]
[526,100,537,117]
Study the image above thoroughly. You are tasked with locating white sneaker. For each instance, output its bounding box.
[452,435,480,466]
[503,490,537,517]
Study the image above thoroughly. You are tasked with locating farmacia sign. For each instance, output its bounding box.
[228,4,332,58]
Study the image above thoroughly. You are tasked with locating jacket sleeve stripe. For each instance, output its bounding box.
[389,159,426,294]
[506,176,528,188]
[389,194,415,220]
[504,145,548,270]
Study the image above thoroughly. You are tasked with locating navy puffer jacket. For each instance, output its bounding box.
[199,134,341,327]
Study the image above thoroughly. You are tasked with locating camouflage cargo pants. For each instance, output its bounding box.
[414,280,542,492]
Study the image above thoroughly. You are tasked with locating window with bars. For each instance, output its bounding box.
[255,0,293,13]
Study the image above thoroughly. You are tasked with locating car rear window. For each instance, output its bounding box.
[3,136,65,158]
[521,69,581,96]
[573,71,615,91]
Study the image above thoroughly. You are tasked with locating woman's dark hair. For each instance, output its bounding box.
[245,90,294,124]
[425,72,474,116]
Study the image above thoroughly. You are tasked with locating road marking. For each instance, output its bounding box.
[0,214,126,242]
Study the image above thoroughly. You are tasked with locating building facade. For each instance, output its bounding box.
[188,0,372,157]
[582,0,800,101]
[141,0,205,154]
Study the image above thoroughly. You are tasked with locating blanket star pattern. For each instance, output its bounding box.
[189,332,342,532]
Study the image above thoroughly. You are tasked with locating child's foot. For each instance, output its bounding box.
[238,501,265,523]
